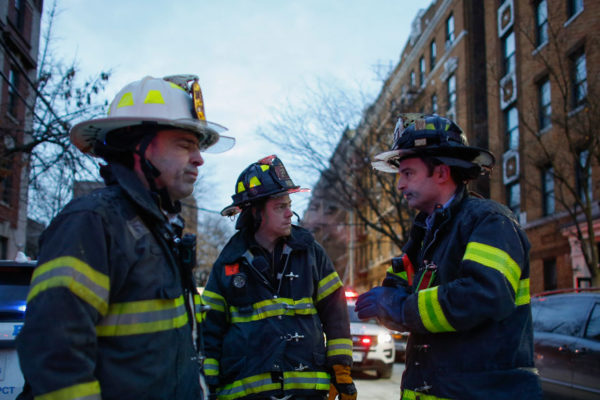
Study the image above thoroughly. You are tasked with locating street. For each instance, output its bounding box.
[353,362,405,399]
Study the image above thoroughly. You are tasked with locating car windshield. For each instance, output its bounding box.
[0,266,33,314]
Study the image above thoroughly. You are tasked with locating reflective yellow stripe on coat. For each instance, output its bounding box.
[402,389,451,400]
[326,338,353,357]
[229,297,316,323]
[27,256,110,315]
[316,271,343,302]
[96,296,188,336]
[217,371,330,400]
[34,380,101,400]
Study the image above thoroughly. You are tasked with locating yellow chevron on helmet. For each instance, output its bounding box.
[70,75,234,155]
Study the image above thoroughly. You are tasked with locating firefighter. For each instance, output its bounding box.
[355,114,542,399]
[16,75,234,400]
[202,155,356,400]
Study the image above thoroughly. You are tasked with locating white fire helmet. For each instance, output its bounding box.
[70,74,234,155]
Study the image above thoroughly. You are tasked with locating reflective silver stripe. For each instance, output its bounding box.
[28,257,110,315]
[96,296,188,336]
[218,372,279,400]
[283,371,330,390]
[316,272,342,302]
[229,298,316,323]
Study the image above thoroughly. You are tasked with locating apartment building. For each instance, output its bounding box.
[0,0,43,259]
[305,0,599,292]
[485,0,599,291]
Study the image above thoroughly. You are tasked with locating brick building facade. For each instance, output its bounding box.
[0,0,43,259]
[304,0,599,293]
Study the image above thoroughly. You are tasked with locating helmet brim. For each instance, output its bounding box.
[372,146,495,173]
[220,187,310,217]
[70,117,234,155]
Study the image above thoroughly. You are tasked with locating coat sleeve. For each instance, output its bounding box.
[201,261,229,386]
[403,212,529,334]
[312,242,353,367]
[16,210,110,399]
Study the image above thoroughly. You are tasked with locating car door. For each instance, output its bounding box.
[532,295,590,397]
[570,298,600,399]
[0,261,35,400]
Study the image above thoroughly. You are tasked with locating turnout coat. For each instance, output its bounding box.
[17,164,203,400]
[386,186,542,400]
[202,226,352,400]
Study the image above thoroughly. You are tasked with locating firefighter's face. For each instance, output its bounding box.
[141,129,204,201]
[258,194,294,239]
[396,157,448,214]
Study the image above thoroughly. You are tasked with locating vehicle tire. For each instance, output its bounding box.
[376,363,393,379]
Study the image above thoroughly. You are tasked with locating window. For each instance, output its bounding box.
[572,50,587,107]
[14,0,26,30]
[430,39,437,69]
[410,70,416,87]
[543,258,557,290]
[445,14,455,47]
[535,0,548,47]
[431,93,438,114]
[568,0,584,18]
[576,149,592,201]
[447,74,456,119]
[502,30,516,75]
[585,304,600,341]
[507,182,520,215]
[532,296,590,337]
[8,68,19,117]
[538,78,552,131]
[542,166,555,216]
[419,56,426,86]
[504,106,519,150]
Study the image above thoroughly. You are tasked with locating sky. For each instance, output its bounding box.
[49,0,425,219]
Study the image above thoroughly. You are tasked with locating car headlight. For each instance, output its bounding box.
[378,333,392,343]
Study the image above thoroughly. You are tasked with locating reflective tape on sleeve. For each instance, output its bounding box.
[28,256,110,315]
[96,296,188,336]
[515,278,530,306]
[229,297,316,323]
[417,286,456,333]
[202,290,227,312]
[326,337,353,357]
[387,266,408,281]
[316,272,343,302]
[463,242,520,294]
[204,358,219,377]
[35,380,101,400]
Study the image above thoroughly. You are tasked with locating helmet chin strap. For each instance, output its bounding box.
[136,133,181,214]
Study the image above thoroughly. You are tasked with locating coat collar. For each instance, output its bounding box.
[102,163,167,223]
[219,225,314,264]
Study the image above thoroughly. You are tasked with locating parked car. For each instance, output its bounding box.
[0,260,35,400]
[531,288,600,400]
[346,298,395,379]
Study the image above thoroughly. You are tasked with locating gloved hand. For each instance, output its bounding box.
[329,364,357,400]
[354,286,409,324]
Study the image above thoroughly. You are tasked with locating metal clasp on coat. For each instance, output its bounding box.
[284,272,300,280]
[294,363,308,371]
[283,332,305,342]
[414,381,433,393]
[270,395,293,400]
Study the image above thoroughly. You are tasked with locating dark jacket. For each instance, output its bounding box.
[17,164,202,400]
[387,187,542,400]
[202,226,352,400]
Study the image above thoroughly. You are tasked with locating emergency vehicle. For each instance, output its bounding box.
[346,290,395,379]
